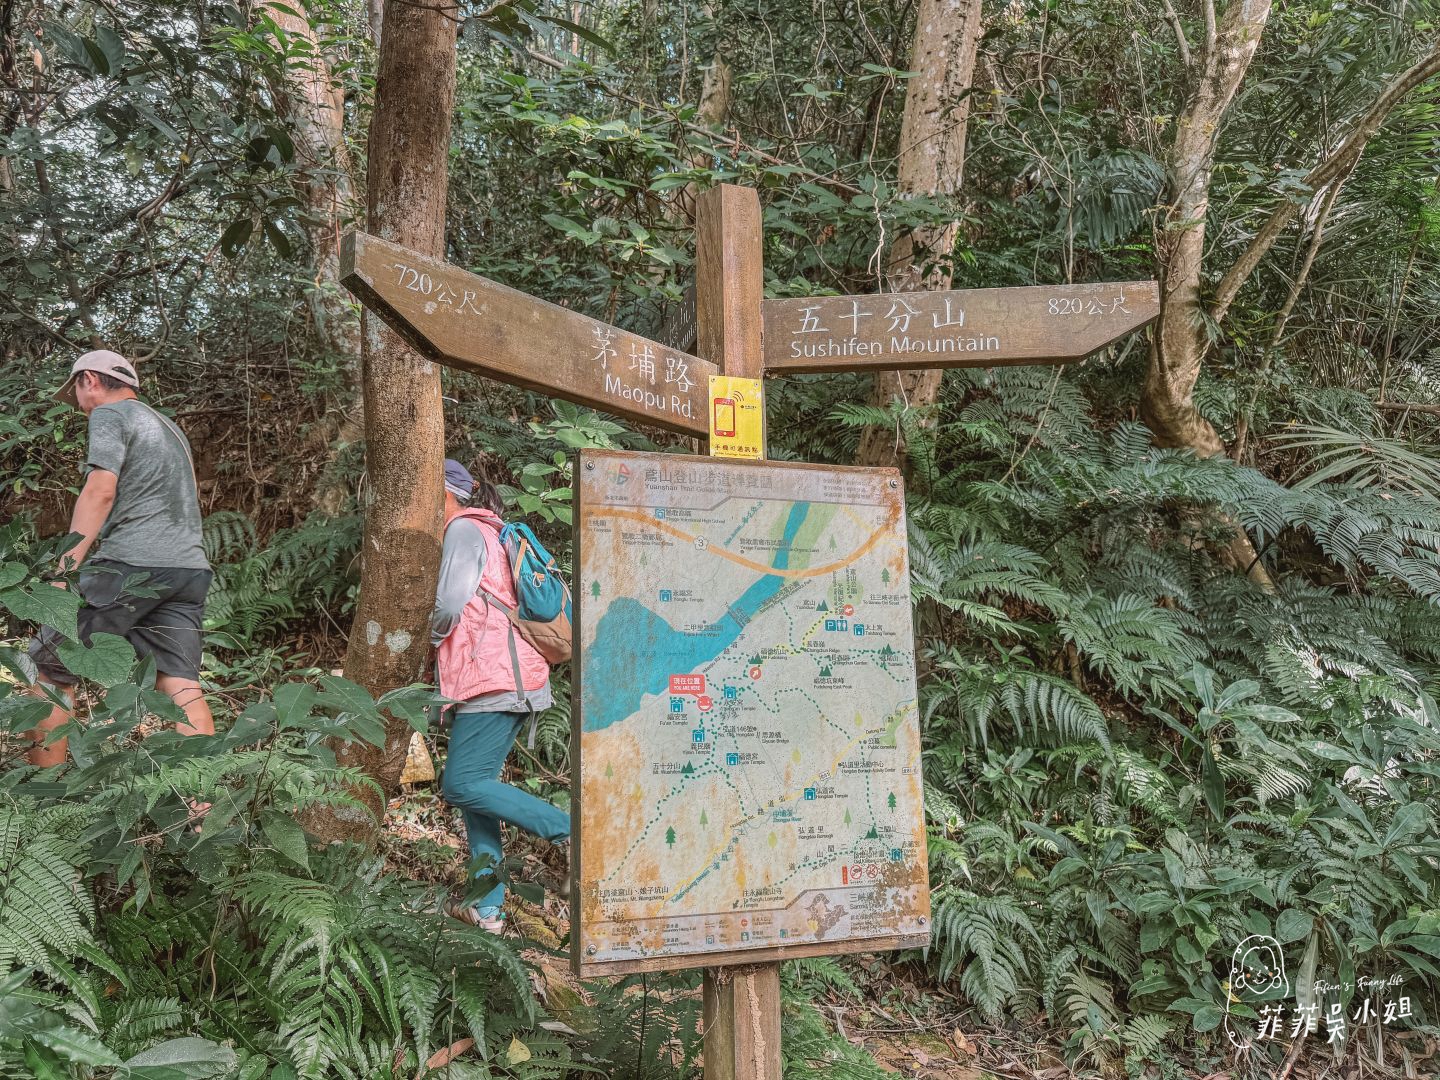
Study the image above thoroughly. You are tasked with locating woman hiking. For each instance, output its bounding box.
[431,459,570,933]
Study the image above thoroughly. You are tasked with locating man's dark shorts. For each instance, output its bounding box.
[28,560,211,686]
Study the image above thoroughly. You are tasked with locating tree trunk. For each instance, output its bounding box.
[0,0,21,194]
[1140,0,1270,456]
[855,0,981,469]
[367,0,384,46]
[262,2,367,514]
[1141,0,1273,589]
[319,0,457,842]
[673,3,732,224]
[264,0,359,360]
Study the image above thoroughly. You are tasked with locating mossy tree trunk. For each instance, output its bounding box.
[855,0,982,470]
[312,0,457,843]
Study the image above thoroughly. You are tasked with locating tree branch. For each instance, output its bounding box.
[1377,401,1440,418]
[1161,0,1192,69]
[1211,41,1440,324]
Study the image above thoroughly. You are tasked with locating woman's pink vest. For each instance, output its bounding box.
[435,506,550,705]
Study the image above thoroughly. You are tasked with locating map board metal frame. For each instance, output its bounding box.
[571,449,931,977]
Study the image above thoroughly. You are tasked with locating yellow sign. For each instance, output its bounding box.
[708,375,764,459]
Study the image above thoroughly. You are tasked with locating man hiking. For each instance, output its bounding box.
[27,350,214,767]
[432,459,569,933]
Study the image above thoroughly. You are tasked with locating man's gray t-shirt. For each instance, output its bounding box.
[86,399,209,570]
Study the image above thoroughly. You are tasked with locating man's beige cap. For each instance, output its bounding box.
[55,350,139,407]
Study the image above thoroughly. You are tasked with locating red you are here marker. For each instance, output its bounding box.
[670,674,706,696]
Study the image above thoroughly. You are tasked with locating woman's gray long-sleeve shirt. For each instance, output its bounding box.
[431,516,553,713]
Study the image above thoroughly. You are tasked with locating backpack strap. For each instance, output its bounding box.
[479,587,540,750]
[136,400,199,489]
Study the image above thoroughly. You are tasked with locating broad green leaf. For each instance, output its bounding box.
[81,37,112,75]
[1275,909,1312,944]
[1384,802,1428,848]
[0,643,40,687]
[316,674,378,718]
[56,633,135,686]
[31,1024,120,1065]
[259,810,309,871]
[1201,748,1225,820]
[25,1044,69,1080]
[1192,1005,1223,1032]
[539,13,614,52]
[262,219,291,259]
[1295,932,1319,1016]
[377,684,442,733]
[120,1037,237,1079]
[219,218,254,258]
[272,681,317,729]
[1,584,82,641]
[95,25,126,71]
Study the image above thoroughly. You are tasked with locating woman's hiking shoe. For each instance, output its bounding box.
[444,897,505,935]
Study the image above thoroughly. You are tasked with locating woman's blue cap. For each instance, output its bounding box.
[443,459,475,500]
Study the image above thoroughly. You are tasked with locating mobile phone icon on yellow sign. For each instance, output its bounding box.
[713,397,736,438]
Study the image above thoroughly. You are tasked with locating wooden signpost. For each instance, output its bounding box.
[764,281,1159,374]
[340,184,1160,1080]
[341,233,714,436]
[692,186,781,1080]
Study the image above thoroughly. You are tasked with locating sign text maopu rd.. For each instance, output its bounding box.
[340,232,715,436]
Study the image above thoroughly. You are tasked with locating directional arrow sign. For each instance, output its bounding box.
[762,281,1159,374]
[340,232,715,435]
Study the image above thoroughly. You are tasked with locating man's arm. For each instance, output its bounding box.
[431,518,487,645]
[56,469,117,575]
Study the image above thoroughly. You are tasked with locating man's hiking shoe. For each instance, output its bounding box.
[444,897,505,935]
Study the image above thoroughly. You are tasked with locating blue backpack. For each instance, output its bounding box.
[479,522,572,665]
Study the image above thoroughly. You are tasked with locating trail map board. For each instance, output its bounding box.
[572,449,930,976]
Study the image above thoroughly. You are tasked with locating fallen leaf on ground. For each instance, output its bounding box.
[419,1038,474,1076]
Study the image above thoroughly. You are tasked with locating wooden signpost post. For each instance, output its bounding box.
[340,183,1160,1080]
[692,185,781,1080]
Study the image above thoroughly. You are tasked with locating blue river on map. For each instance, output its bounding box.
[582,500,812,732]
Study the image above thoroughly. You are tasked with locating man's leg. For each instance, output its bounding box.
[155,674,213,736]
[135,568,213,738]
[26,680,75,767]
[25,623,81,767]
